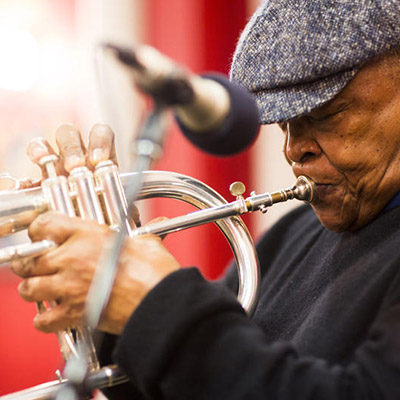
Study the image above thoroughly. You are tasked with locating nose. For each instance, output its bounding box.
[285,123,321,165]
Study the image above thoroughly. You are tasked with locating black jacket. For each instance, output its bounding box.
[100,204,400,399]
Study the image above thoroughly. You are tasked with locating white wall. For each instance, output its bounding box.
[75,0,147,171]
[251,125,298,239]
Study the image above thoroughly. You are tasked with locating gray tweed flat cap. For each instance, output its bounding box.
[230,0,400,124]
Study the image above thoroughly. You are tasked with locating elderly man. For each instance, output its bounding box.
[11,0,400,399]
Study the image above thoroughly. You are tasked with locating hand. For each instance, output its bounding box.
[26,123,140,226]
[27,123,117,176]
[10,212,179,335]
[0,123,117,191]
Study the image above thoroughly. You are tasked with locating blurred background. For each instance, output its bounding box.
[0,0,295,396]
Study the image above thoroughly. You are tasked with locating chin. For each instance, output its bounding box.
[312,207,356,232]
[320,221,350,232]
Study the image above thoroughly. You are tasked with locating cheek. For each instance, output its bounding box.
[337,137,391,179]
[334,106,400,172]
[321,121,380,176]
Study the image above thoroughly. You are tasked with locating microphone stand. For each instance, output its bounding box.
[86,102,168,331]
[54,103,168,400]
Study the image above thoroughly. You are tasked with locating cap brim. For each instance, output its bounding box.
[252,68,359,124]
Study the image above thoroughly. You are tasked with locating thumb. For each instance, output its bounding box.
[146,216,169,240]
[147,216,169,225]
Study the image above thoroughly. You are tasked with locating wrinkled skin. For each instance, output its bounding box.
[11,123,178,334]
[11,212,178,335]
[283,52,400,232]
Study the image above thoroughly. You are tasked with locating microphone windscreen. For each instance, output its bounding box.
[176,74,260,156]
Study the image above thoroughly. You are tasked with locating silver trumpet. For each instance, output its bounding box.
[0,163,315,399]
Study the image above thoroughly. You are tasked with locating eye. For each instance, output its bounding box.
[308,103,349,122]
[309,110,338,122]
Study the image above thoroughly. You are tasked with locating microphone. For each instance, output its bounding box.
[103,44,260,156]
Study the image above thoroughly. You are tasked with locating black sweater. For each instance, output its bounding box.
[100,204,400,399]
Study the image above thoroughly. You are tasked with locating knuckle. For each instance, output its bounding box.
[29,212,68,243]
[68,305,85,322]
[35,212,53,225]
[10,259,25,276]
[64,282,82,299]
[73,219,104,239]
[88,221,110,238]
[34,314,54,333]
[92,124,114,140]
[58,303,84,328]
[63,142,83,155]
[21,259,34,276]
[35,255,51,274]
[18,279,35,301]
[28,213,54,239]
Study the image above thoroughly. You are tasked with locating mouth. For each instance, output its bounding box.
[314,183,335,202]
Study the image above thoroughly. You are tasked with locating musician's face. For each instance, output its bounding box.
[282,52,400,232]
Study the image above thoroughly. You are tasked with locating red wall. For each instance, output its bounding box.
[0,0,253,396]
[147,0,253,279]
[0,269,64,395]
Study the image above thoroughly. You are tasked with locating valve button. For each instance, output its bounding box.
[229,181,246,197]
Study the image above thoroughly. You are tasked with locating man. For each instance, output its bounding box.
[10,0,400,399]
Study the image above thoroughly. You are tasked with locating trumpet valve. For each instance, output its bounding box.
[229,181,246,198]
[38,154,59,178]
[229,181,248,214]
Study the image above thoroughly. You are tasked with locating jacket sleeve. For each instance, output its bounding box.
[96,331,145,399]
[111,267,400,400]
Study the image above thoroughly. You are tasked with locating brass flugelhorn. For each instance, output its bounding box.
[0,163,315,399]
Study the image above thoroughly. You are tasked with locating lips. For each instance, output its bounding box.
[293,171,340,203]
[314,183,336,202]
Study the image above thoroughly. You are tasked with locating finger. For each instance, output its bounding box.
[33,303,83,333]
[0,174,18,190]
[88,124,117,166]
[10,258,33,278]
[27,137,55,164]
[27,137,65,179]
[147,216,168,225]
[146,216,168,239]
[18,275,61,303]
[55,124,87,172]
[130,204,141,227]
[10,254,59,278]
[28,212,104,244]
[18,177,41,190]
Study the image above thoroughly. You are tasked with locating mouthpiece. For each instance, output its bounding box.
[293,176,316,203]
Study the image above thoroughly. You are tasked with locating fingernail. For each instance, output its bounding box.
[27,138,48,162]
[90,148,106,164]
